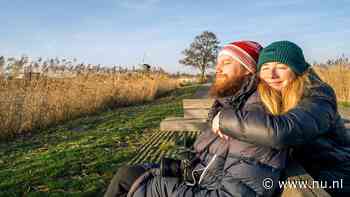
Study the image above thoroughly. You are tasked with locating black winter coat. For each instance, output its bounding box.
[219,74,350,195]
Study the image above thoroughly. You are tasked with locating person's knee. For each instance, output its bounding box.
[116,166,146,189]
[104,165,146,197]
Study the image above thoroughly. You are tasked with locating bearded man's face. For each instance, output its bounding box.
[209,55,251,98]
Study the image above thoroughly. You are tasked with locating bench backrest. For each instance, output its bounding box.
[182,99,214,119]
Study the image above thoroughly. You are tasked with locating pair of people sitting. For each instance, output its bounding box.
[105,40,350,197]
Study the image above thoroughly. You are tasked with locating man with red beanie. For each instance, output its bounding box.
[209,41,262,140]
[209,41,262,98]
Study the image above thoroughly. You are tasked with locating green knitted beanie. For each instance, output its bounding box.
[257,41,309,75]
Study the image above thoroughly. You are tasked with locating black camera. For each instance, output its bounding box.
[159,157,201,183]
[160,157,183,177]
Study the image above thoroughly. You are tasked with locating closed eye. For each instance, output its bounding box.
[276,65,289,70]
[261,67,270,71]
[223,60,232,65]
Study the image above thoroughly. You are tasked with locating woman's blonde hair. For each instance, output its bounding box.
[258,70,311,115]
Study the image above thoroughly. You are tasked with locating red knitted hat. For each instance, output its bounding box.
[218,41,263,73]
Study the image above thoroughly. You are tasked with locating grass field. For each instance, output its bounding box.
[0,84,200,197]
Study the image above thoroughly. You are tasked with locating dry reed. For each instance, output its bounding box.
[0,72,197,139]
[313,64,350,102]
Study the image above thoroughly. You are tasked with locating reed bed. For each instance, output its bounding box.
[0,71,197,139]
[313,64,350,102]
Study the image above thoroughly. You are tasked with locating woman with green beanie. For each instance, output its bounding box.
[216,40,350,196]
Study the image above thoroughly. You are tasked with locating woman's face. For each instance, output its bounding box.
[259,62,296,91]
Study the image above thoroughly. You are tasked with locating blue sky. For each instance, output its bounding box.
[0,0,349,73]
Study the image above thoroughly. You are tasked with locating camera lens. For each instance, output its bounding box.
[160,158,182,177]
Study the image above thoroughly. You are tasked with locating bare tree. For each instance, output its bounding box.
[179,31,219,82]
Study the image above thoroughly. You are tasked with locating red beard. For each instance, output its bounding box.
[209,74,250,98]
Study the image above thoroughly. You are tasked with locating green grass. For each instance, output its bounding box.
[0,85,200,197]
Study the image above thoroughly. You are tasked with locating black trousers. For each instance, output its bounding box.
[104,165,147,197]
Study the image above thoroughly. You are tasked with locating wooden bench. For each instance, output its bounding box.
[160,99,214,131]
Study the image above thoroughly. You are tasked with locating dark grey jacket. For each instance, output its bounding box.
[219,74,350,195]
[127,76,288,197]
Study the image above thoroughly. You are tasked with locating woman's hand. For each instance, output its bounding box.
[212,112,229,140]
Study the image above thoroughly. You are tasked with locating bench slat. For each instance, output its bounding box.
[184,109,210,119]
[183,99,214,109]
[160,117,207,131]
